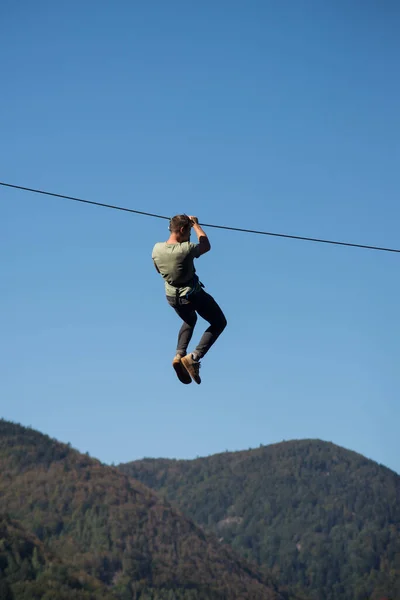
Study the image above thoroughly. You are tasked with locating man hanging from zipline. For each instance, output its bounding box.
[152,215,227,385]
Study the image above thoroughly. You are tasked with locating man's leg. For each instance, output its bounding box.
[180,290,227,383]
[166,296,198,356]
[166,297,198,384]
[169,300,197,356]
[190,290,227,359]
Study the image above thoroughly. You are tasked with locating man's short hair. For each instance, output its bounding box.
[169,214,191,233]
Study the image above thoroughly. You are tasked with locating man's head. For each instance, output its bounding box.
[169,214,192,242]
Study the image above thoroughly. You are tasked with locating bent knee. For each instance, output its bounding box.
[184,313,198,327]
[219,315,227,332]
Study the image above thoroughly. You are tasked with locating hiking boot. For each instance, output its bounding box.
[181,354,201,384]
[172,355,192,385]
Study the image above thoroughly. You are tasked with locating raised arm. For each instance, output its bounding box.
[189,216,211,255]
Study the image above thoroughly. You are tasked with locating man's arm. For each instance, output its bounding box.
[189,216,211,256]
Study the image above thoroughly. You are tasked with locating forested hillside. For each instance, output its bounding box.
[0,419,295,600]
[0,513,116,599]
[119,439,400,600]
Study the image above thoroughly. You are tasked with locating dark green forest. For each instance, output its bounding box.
[119,439,400,600]
[0,419,293,600]
[0,514,116,599]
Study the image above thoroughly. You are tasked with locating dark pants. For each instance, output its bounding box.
[167,289,227,359]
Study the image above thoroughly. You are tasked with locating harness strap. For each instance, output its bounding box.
[174,274,204,302]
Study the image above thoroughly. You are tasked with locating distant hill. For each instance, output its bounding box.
[119,439,400,600]
[0,419,295,600]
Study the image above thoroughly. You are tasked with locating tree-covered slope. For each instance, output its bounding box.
[0,513,116,599]
[119,439,400,600]
[0,419,294,600]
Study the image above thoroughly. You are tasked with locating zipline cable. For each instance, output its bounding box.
[0,181,169,221]
[1,180,399,254]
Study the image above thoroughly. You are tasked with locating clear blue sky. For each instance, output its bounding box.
[1,1,399,474]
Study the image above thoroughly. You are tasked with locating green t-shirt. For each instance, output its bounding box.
[152,241,202,297]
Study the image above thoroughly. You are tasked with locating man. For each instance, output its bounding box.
[152,214,227,385]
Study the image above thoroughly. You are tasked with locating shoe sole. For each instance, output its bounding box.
[181,356,201,385]
[173,360,192,385]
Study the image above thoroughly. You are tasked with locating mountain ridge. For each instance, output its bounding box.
[131,438,398,475]
[0,418,297,600]
[119,438,400,600]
